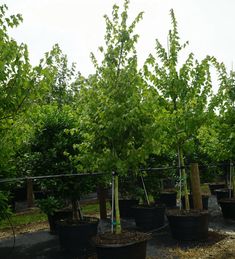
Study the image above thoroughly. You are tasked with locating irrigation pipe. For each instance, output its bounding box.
[0,163,231,184]
[145,223,169,234]
[0,172,105,184]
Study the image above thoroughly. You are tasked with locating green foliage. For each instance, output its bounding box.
[0,4,34,179]
[144,9,216,154]
[36,196,64,216]
[0,191,12,220]
[198,69,235,162]
[74,0,150,176]
[36,44,78,108]
[0,4,31,123]
[143,9,218,209]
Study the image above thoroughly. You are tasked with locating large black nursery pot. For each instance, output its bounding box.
[94,231,150,259]
[181,194,209,210]
[109,199,139,218]
[166,209,209,241]
[208,183,226,195]
[132,204,165,230]
[119,199,139,218]
[10,186,28,212]
[159,191,177,208]
[58,217,99,257]
[215,189,233,203]
[47,209,73,234]
[219,198,235,220]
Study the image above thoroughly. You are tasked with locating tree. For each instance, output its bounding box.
[199,66,235,194]
[72,0,151,233]
[0,4,35,178]
[0,4,34,124]
[144,9,216,209]
[36,44,78,108]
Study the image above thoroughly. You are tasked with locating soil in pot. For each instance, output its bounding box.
[58,217,99,257]
[215,189,233,203]
[208,183,226,195]
[48,209,73,234]
[94,231,150,259]
[158,191,177,208]
[132,204,165,230]
[166,209,209,241]
[181,194,209,210]
[219,198,235,220]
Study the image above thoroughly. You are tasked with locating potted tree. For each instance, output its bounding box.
[143,9,216,241]
[131,168,166,231]
[28,107,99,257]
[36,195,71,234]
[214,69,235,220]
[73,1,152,258]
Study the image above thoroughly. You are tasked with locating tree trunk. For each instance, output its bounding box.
[114,174,121,234]
[179,148,190,210]
[72,199,83,221]
[190,163,203,210]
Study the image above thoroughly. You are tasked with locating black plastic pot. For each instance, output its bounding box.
[48,209,72,234]
[34,191,48,200]
[208,183,226,195]
[159,191,177,208]
[12,187,27,202]
[95,232,150,259]
[219,198,235,220]
[215,189,233,203]
[181,194,209,210]
[119,199,139,218]
[167,210,209,241]
[132,205,165,230]
[58,217,99,257]
[109,199,139,218]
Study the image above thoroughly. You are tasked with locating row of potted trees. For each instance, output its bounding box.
[4,0,234,258]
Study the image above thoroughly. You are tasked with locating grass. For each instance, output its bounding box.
[0,211,47,230]
[0,202,110,230]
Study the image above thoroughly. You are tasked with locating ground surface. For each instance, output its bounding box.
[0,196,235,259]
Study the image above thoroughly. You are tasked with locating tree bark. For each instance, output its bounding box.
[114,174,121,234]
[179,148,190,210]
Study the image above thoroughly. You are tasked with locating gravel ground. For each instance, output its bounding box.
[0,195,235,259]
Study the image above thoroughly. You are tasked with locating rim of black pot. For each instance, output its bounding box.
[166,208,209,217]
[219,198,235,203]
[94,232,151,248]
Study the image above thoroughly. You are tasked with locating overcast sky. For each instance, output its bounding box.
[4,0,235,78]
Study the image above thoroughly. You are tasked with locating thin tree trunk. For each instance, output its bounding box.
[72,199,81,221]
[179,148,190,210]
[114,174,121,234]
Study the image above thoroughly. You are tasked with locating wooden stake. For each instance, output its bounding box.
[27,179,34,208]
[190,163,203,210]
[97,185,107,219]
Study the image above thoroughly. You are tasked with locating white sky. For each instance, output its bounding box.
[4,0,235,78]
